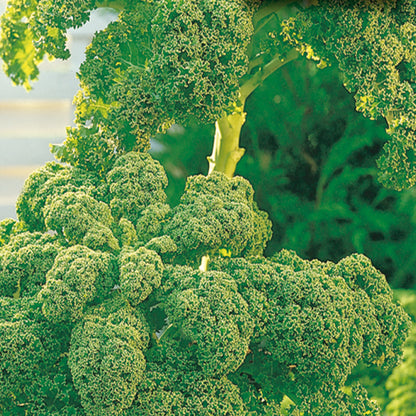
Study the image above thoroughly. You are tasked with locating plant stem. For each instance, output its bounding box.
[202,105,247,272]
[207,104,247,178]
[199,255,210,272]
[202,18,300,272]
[240,48,299,102]
[206,50,299,179]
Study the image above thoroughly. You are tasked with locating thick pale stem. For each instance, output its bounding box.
[207,106,247,178]
[202,27,300,272]
[240,49,299,102]
[201,106,247,272]
[207,50,298,179]
[199,255,210,272]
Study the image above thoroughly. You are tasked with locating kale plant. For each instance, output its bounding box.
[154,47,416,289]
[0,0,414,414]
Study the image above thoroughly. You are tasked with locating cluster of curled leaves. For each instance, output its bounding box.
[0,0,257,171]
[282,0,416,190]
[0,150,410,415]
[380,290,416,416]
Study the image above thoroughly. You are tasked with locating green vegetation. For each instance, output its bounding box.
[155,48,416,290]
[0,0,415,414]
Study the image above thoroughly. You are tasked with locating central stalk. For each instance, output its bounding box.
[200,103,247,272]
[207,104,247,178]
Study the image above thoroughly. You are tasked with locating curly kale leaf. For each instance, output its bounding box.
[107,152,168,223]
[0,297,78,414]
[0,218,26,247]
[286,383,381,416]
[0,0,47,89]
[0,0,103,88]
[333,253,410,369]
[44,191,119,251]
[0,231,61,298]
[16,162,66,231]
[54,0,255,166]
[136,203,171,243]
[38,245,115,323]
[160,265,254,378]
[17,162,105,231]
[164,172,272,264]
[68,297,148,416]
[149,0,254,125]
[128,347,247,416]
[16,152,170,251]
[282,0,416,189]
[119,246,163,306]
[211,250,410,411]
[217,255,361,399]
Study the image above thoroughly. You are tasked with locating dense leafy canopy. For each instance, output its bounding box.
[2,0,416,187]
[0,0,414,414]
[1,0,258,170]
[0,150,410,414]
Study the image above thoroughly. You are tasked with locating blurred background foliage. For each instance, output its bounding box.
[153,56,416,290]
